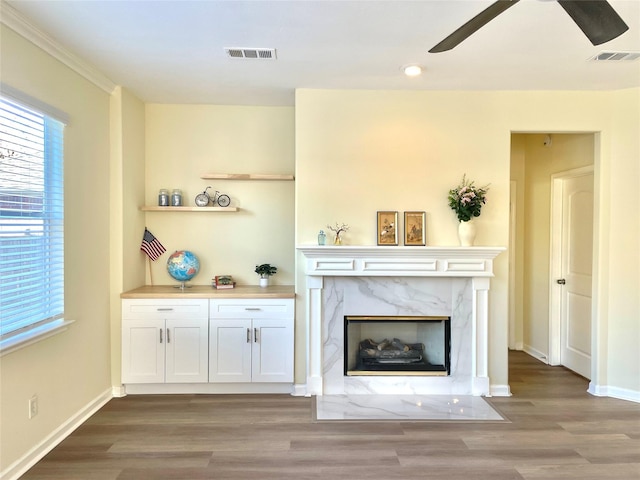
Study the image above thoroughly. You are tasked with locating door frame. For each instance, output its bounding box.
[548,165,594,367]
[508,180,520,350]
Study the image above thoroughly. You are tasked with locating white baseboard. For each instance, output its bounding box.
[1,388,113,480]
[522,344,549,364]
[490,384,512,397]
[588,383,640,403]
[291,384,308,397]
[123,383,293,395]
[112,385,126,397]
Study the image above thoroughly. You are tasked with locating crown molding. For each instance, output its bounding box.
[0,1,116,94]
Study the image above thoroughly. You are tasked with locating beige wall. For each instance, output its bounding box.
[109,87,146,388]
[509,135,525,350]
[0,25,113,471]
[295,89,512,387]
[294,89,639,393]
[605,88,640,393]
[143,104,295,287]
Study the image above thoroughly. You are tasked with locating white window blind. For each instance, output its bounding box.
[0,95,65,338]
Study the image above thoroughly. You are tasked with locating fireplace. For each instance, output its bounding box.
[344,316,450,376]
[297,245,505,397]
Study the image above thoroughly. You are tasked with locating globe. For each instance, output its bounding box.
[167,250,200,286]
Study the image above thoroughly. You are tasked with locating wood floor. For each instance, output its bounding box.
[22,351,640,479]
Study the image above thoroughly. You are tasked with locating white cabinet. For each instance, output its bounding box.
[122,299,209,384]
[209,299,294,383]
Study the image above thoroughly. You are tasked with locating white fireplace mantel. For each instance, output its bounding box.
[297,245,506,397]
[298,245,505,278]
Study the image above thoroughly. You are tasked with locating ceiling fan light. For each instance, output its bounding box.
[403,65,422,77]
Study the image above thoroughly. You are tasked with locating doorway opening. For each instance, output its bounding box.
[509,133,596,381]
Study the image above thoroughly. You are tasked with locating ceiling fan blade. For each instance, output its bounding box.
[429,0,520,53]
[557,0,629,45]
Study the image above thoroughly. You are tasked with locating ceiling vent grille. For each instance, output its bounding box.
[589,51,640,62]
[225,48,277,60]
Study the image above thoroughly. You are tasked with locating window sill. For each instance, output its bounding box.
[0,319,75,357]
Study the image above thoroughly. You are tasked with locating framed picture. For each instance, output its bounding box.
[377,211,398,246]
[404,211,426,246]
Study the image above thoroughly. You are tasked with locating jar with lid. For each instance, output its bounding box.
[171,189,183,206]
[317,230,326,245]
[158,189,169,206]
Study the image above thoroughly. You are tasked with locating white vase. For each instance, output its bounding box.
[259,277,269,288]
[458,220,476,246]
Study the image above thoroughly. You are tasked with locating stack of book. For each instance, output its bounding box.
[213,275,236,289]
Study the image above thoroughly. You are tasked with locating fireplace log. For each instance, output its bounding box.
[360,338,415,353]
[391,338,411,352]
[361,339,379,350]
[359,338,424,363]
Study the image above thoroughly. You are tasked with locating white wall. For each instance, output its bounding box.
[0,25,113,473]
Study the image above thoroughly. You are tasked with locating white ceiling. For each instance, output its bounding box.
[3,0,640,106]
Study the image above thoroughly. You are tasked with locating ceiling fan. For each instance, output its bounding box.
[429,0,629,53]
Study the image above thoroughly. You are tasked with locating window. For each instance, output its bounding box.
[0,93,66,349]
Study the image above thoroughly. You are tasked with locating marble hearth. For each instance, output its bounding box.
[297,246,505,397]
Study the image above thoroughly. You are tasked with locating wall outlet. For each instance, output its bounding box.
[28,395,38,419]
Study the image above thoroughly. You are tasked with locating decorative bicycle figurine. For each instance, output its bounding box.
[194,186,231,207]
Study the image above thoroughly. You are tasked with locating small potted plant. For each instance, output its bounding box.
[255,263,277,287]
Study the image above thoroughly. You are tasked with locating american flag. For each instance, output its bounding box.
[140,228,166,261]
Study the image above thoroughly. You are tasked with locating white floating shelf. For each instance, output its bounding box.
[140,206,239,212]
[201,173,294,181]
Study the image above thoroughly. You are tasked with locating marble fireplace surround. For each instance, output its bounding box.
[297,246,505,397]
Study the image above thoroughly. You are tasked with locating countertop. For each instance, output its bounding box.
[121,285,295,299]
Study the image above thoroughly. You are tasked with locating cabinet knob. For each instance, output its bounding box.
[254,328,259,343]
[245,307,261,311]
[159,329,163,343]
[167,328,171,343]
[247,328,251,343]
[157,308,174,311]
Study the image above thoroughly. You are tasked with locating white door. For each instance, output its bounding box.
[209,319,252,382]
[165,318,209,383]
[252,319,294,383]
[550,168,593,378]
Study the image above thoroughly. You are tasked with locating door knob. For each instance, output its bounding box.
[557,279,566,285]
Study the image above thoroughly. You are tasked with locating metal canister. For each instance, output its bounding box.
[158,189,169,206]
[171,189,182,206]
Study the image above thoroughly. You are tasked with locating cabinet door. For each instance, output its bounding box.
[165,318,209,383]
[122,319,165,383]
[252,318,294,383]
[209,319,252,382]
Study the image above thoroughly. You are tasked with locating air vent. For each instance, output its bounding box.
[225,48,277,60]
[589,51,640,62]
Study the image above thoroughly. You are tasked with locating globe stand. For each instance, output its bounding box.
[174,281,193,290]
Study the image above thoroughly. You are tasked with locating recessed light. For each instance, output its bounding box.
[403,65,422,77]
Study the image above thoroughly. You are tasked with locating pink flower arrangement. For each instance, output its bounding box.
[448,175,489,222]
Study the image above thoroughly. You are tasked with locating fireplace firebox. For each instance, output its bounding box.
[344,316,450,376]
